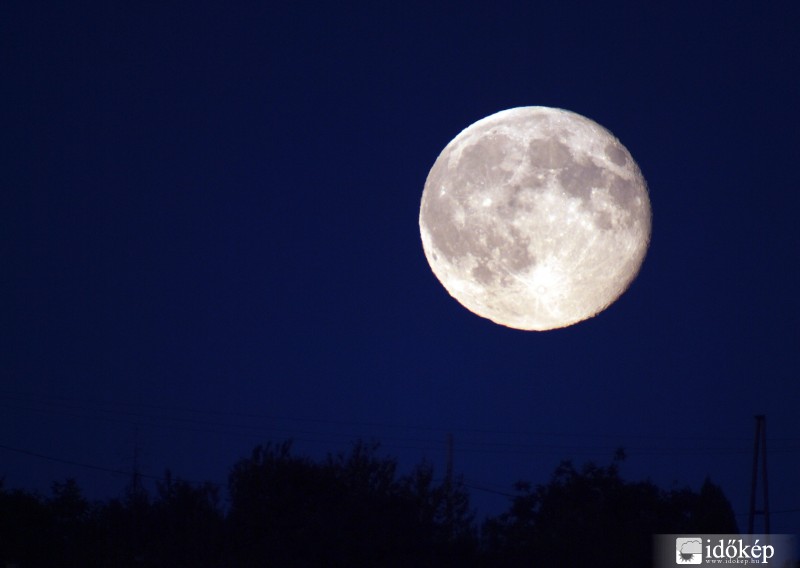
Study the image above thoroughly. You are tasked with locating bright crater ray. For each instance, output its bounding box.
[419,106,651,331]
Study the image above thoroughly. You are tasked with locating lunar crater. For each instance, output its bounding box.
[527,139,572,169]
[604,142,628,166]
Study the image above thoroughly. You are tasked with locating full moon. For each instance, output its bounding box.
[419,106,651,331]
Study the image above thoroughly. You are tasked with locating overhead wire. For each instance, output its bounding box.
[4,393,798,529]
[2,442,799,520]
[4,388,800,460]
[0,443,223,489]
[5,387,798,443]
[7,395,791,459]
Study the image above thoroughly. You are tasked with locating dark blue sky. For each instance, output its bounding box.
[2,1,799,532]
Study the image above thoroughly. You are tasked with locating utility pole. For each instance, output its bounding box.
[132,426,141,498]
[747,414,770,534]
[445,432,454,486]
[129,425,146,563]
[126,425,145,505]
[444,433,454,540]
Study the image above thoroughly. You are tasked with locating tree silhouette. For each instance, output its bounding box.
[0,483,50,566]
[226,439,478,567]
[0,442,745,567]
[148,470,224,567]
[401,460,477,561]
[481,451,739,567]
[48,478,94,565]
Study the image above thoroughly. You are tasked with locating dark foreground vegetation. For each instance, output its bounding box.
[1,441,739,567]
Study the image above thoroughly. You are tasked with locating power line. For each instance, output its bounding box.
[4,401,800,461]
[3,441,799,521]
[6,388,799,444]
[0,443,143,479]
[0,443,224,489]
[463,481,516,498]
[7,399,789,458]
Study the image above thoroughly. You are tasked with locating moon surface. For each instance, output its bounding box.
[419,107,651,331]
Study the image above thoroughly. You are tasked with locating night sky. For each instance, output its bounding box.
[3,2,799,533]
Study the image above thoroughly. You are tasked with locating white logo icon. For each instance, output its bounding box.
[676,538,703,564]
